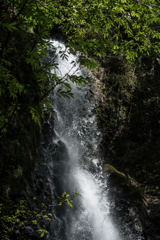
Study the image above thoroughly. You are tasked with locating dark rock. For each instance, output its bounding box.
[149,200,160,233]
[103,164,148,239]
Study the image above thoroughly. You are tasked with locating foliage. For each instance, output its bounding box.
[64,0,160,58]
[1,0,160,136]
[0,196,31,240]
[0,0,91,136]
[58,191,80,208]
[0,191,79,239]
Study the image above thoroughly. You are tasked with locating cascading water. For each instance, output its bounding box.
[34,40,145,240]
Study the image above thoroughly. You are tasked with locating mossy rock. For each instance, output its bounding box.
[103,164,129,186]
[104,164,143,199]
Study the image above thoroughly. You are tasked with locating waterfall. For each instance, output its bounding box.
[34,39,144,240]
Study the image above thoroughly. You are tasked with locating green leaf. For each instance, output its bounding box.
[67,201,73,208]
[40,232,45,237]
[3,22,18,32]
[32,220,38,225]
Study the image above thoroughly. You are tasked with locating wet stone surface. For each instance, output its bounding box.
[106,171,160,240]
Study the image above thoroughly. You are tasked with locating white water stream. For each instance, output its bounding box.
[47,40,121,240]
[37,40,144,240]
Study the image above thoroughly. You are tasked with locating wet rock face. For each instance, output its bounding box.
[20,226,39,240]
[19,117,71,239]
[105,167,160,240]
[30,117,72,239]
[107,178,145,240]
[41,121,56,146]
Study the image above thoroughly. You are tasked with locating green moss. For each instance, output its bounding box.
[103,164,126,178]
